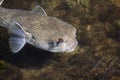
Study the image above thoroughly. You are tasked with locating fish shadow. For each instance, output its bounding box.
[0,42,53,69]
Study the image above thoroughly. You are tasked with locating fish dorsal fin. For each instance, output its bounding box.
[0,0,4,6]
[32,5,47,16]
[8,22,26,53]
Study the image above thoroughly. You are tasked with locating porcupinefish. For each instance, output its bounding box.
[0,0,78,53]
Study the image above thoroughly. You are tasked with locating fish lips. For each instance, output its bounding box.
[65,38,78,52]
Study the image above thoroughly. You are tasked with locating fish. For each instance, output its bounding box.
[0,0,78,53]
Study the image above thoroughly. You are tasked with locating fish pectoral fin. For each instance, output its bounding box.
[9,35,26,53]
[8,22,26,53]
[0,19,8,29]
[0,0,4,6]
[8,22,26,37]
[32,5,47,16]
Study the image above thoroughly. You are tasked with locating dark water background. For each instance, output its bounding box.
[0,0,120,80]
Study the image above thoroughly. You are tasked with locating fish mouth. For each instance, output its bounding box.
[65,38,78,52]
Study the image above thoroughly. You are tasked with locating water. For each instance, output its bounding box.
[0,0,120,80]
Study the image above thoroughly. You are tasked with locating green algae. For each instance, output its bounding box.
[0,60,23,80]
[0,61,9,74]
[66,0,89,8]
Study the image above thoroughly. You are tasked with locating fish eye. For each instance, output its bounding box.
[49,40,57,47]
[49,38,64,47]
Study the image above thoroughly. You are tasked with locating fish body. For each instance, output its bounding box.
[0,0,78,53]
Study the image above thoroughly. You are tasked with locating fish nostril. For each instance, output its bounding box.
[57,38,64,45]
